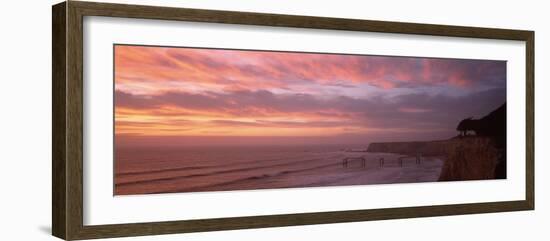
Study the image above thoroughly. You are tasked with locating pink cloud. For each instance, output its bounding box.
[114,45,507,142]
[115,45,506,96]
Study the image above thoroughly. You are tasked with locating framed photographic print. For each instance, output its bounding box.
[52,1,534,240]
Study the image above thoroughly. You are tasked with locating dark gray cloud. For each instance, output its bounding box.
[115,86,505,134]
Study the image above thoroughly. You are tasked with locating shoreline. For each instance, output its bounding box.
[115,150,444,195]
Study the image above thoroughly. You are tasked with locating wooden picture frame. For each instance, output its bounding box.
[52,1,534,240]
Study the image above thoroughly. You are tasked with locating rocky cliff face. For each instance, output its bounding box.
[366,103,506,181]
[441,103,507,180]
[367,136,504,181]
[438,137,502,181]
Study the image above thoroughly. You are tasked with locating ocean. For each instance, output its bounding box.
[114,145,443,195]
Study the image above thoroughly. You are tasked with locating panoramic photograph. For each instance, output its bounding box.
[113,45,507,195]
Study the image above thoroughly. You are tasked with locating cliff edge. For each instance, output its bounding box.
[366,140,448,156]
[366,103,506,181]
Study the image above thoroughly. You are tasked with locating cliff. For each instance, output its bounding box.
[438,137,502,180]
[367,136,504,180]
[442,103,506,180]
[366,140,449,156]
[367,103,506,181]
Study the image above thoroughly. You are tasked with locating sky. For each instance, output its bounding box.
[114,45,506,146]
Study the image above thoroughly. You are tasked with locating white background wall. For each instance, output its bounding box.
[0,0,547,240]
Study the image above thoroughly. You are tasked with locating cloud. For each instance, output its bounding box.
[115,45,506,95]
[113,45,507,141]
[115,86,505,136]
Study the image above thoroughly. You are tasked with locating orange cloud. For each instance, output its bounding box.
[114,45,507,143]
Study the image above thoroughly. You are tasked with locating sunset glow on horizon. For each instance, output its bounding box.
[114,45,506,146]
